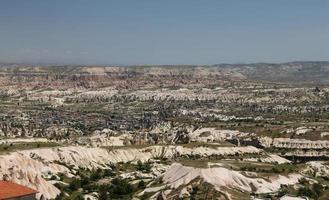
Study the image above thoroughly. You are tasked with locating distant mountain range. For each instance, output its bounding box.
[0,61,329,85]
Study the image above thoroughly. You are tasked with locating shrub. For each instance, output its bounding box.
[136,160,151,173]
[69,179,81,191]
[138,180,146,189]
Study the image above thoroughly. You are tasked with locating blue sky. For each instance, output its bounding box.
[0,0,328,65]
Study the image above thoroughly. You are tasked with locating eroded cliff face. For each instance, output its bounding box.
[259,137,329,149]
[141,163,302,199]
[0,152,67,199]
[0,145,265,199]
[0,146,134,199]
[303,161,329,177]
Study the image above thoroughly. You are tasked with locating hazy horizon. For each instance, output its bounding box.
[2,60,329,67]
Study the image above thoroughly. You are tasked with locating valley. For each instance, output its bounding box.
[0,63,329,200]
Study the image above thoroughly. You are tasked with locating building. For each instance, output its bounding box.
[0,181,37,200]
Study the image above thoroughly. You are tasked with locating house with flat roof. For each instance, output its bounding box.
[0,181,37,200]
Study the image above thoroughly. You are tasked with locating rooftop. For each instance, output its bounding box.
[0,181,37,200]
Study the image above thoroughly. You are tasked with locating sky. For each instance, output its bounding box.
[0,0,329,65]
